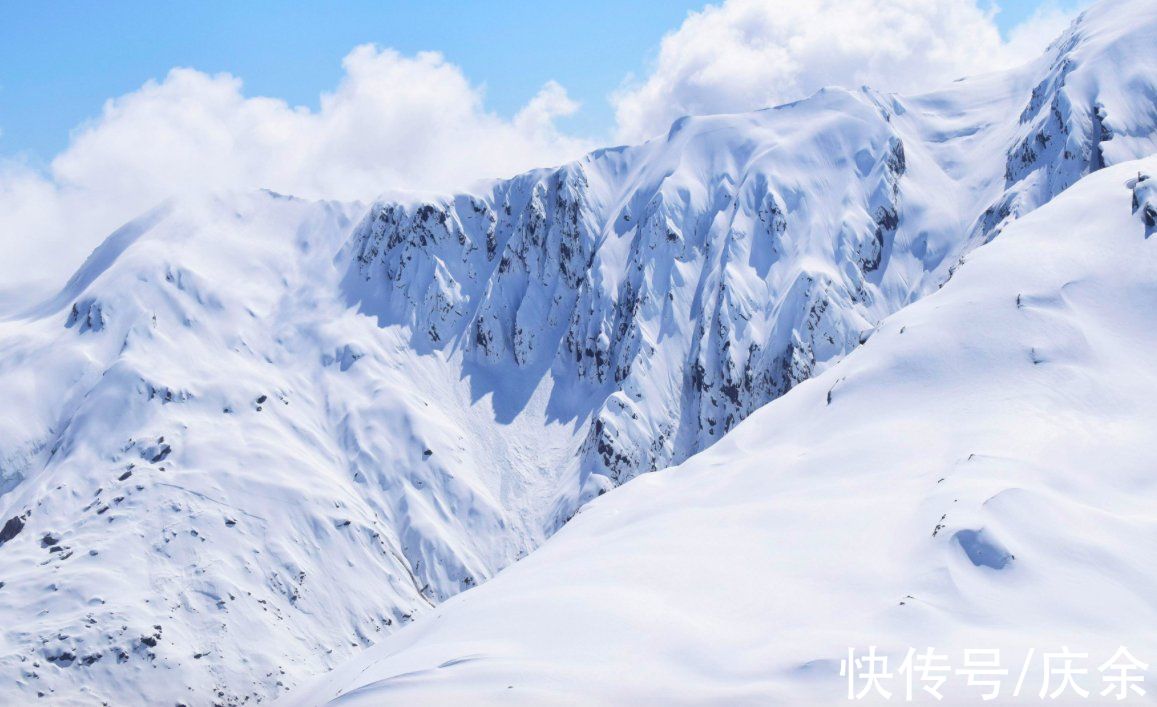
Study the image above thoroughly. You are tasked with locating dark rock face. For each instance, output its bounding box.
[65,299,106,333]
[0,515,25,547]
[1133,174,1157,236]
[989,34,1127,243]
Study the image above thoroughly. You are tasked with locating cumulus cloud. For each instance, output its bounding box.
[612,0,1084,142]
[0,46,590,300]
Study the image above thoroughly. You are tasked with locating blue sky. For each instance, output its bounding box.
[1,0,1083,164]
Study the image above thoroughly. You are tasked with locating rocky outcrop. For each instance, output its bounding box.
[343,96,921,497]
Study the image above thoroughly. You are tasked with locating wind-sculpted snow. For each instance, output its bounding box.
[0,0,1155,703]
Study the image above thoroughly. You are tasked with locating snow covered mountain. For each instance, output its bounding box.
[343,0,1155,499]
[300,152,1157,705]
[0,0,1154,703]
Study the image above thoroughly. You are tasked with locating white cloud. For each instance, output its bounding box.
[1003,2,1090,62]
[0,46,591,300]
[0,5,1085,304]
[612,0,1083,143]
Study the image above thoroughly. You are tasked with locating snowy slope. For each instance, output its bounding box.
[0,193,596,704]
[299,153,1157,706]
[0,0,1154,703]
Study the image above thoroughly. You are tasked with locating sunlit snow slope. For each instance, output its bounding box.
[300,154,1157,706]
[0,0,1154,703]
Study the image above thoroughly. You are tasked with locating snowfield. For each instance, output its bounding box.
[0,0,1154,703]
[299,155,1157,705]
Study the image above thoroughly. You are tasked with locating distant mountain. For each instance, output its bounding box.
[0,0,1154,702]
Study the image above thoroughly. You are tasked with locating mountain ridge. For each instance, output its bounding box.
[301,151,1157,705]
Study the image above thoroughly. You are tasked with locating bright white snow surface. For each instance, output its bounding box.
[298,155,1157,705]
[0,0,1154,703]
